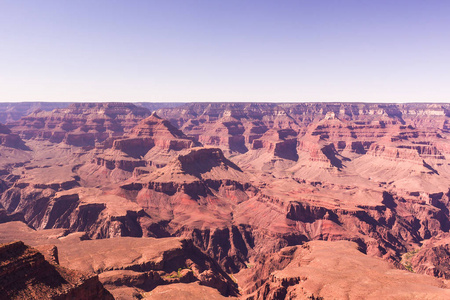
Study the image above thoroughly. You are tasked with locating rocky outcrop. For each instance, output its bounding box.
[112,113,198,154]
[0,223,238,298]
[187,116,248,153]
[116,148,256,272]
[411,242,450,279]
[0,241,113,300]
[232,177,450,274]
[96,239,238,297]
[176,147,242,175]
[240,241,450,300]
[368,143,423,162]
[406,231,450,279]
[0,203,25,224]
[162,104,303,155]
[0,123,27,149]
[144,282,229,300]
[185,225,255,274]
[0,186,153,239]
[251,129,298,160]
[93,113,199,173]
[132,147,250,192]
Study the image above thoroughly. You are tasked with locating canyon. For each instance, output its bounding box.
[0,102,449,299]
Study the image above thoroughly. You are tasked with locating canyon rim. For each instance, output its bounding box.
[0,102,449,299]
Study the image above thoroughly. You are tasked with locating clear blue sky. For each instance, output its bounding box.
[0,0,449,103]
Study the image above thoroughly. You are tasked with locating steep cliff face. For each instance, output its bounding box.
[93,113,199,176]
[410,240,450,279]
[238,241,450,300]
[1,184,154,239]
[250,129,298,160]
[159,103,303,156]
[181,116,248,154]
[0,102,70,124]
[7,103,151,146]
[115,113,197,153]
[157,103,449,179]
[116,147,256,272]
[0,241,114,300]
[0,222,238,299]
[0,203,24,224]
[230,177,450,273]
[0,123,27,149]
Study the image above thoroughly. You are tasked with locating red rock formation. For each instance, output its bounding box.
[116,147,256,272]
[0,241,113,300]
[145,282,229,299]
[0,123,27,149]
[238,241,450,299]
[409,237,450,279]
[92,112,199,175]
[0,102,70,124]
[250,129,298,160]
[183,116,248,154]
[161,104,303,156]
[8,103,151,146]
[1,184,155,239]
[116,112,197,154]
[0,102,450,299]
[0,222,238,298]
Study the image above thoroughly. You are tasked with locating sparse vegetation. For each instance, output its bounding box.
[401,249,420,273]
[164,267,184,278]
[404,262,414,272]
[228,273,238,284]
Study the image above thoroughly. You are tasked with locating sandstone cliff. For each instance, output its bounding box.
[0,240,114,300]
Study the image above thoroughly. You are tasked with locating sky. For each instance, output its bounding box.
[0,0,449,103]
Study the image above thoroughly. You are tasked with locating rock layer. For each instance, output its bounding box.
[0,102,449,299]
[0,240,113,300]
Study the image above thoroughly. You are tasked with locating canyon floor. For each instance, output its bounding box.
[1,102,450,299]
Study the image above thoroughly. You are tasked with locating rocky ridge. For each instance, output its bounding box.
[238,240,450,299]
[0,221,238,299]
[0,123,27,149]
[0,240,113,300]
[7,103,151,147]
[94,112,199,174]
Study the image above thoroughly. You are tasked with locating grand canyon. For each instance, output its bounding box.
[1,102,449,299]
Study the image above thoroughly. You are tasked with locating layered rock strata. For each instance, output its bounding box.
[0,240,113,300]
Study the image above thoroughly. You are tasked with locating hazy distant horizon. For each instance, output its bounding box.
[0,100,448,105]
[1,1,449,103]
